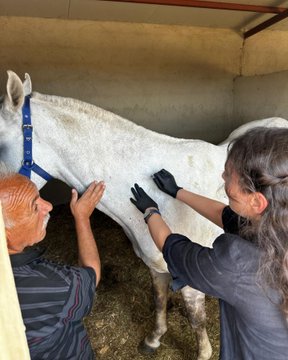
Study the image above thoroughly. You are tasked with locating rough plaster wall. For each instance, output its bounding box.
[234,71,288,124]
[241,31,288,77]
[0,16,242,143]
[234,31,288,125]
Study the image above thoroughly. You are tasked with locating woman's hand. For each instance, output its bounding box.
[130,183,159,213]
[153,169,182,198]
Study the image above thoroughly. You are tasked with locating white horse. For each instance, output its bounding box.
[1,71,288,359]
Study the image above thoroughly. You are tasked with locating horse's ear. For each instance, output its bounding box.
[23,73,32,96]
[6,70,25,111]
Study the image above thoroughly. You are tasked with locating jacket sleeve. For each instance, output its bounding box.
[63,265,96,319]
[162,232,242,304]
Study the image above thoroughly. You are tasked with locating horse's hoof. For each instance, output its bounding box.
[138,340,158,355]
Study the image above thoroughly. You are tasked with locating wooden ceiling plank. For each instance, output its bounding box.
[103,0,287,14]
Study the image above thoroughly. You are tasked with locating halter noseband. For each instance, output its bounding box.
[18,95,53,181]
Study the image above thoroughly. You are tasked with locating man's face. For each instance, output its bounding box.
[1,175,53,254]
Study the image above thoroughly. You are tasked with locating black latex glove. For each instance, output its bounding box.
[130,184,159,213]
[152,168,182,198]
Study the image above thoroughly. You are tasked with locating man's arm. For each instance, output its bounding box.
[70,181,105,286]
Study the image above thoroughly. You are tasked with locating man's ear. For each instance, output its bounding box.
[250,192,268,215]
[5,230,13,252]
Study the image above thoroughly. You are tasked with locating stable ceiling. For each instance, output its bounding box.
[0,0,288,36]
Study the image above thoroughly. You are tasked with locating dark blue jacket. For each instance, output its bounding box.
[163,207,288,360]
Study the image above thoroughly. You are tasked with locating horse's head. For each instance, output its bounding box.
[0,71,32,171]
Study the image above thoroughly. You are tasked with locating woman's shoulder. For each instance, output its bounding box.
[212,233,259,273]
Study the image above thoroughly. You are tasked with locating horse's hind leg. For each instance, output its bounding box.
[181,286,212,360]
[138,268,170,354]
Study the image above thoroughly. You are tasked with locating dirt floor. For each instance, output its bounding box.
[42,203,220,360]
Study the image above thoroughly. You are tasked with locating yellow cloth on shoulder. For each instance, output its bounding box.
[0,202,30,359]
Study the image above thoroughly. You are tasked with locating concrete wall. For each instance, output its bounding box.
[2,17,288,203]
[234,31,288,125]
[241,31,288,77]
[0,16,242,144]
[234,71,288,125]
[1,17,288,142]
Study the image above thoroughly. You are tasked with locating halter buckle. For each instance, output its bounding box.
[22,160,34,167]
[22,124,33,130]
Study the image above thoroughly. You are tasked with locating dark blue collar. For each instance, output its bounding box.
[18,95,53,181]
[10,246,46,267]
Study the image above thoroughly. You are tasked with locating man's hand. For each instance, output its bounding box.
[152,169,182,198]
[70,181,105,285]
[130,184,158,213]
[70,181,105,220]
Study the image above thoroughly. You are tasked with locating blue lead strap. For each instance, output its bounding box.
[19,95,54,182]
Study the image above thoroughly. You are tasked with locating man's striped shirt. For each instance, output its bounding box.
[10,247,96,360]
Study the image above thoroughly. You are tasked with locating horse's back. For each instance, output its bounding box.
[221,117,288,145]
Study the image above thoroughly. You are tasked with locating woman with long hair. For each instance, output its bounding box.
[130,127,288,359]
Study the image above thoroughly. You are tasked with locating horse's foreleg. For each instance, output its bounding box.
[138,268,170,354]
[181,286,212,360]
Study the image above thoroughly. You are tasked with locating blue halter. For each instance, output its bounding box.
[18,95,54,181]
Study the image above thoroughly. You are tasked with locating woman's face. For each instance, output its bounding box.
[222,169,257,219]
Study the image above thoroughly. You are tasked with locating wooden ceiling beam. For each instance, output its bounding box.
[244,8,288,38]
[103,0,287,14]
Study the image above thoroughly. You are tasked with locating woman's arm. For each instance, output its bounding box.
[146,211,171,251]
[176,189,226,228]
[153,169,226,228]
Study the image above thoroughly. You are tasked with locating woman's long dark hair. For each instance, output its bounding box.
[226,126,288,319]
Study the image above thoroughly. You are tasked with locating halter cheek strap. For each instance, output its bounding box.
[19,95,54,181]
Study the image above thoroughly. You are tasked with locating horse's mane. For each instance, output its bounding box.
[32,91,112,119]
[31,91,179,143]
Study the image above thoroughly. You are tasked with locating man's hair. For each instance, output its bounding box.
[226,126,288,319]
